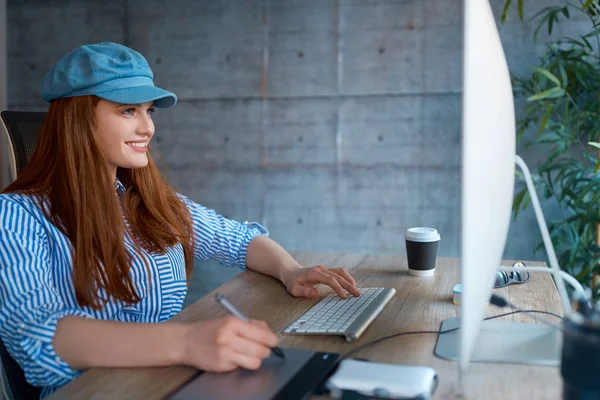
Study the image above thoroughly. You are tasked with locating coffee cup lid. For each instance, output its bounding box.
[405,227,441,242]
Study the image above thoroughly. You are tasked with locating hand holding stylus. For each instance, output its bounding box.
[215,293,285,359]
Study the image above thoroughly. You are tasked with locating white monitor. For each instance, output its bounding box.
[459,0,516,372]
[433,0,571,381]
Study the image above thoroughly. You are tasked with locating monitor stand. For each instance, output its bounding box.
[434,317,562,366]
[434,156,569,368]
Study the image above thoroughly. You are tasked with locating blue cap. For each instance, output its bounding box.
[40,42,177,108]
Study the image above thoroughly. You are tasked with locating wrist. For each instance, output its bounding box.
[279,261,303,286]
[170,322,191,365]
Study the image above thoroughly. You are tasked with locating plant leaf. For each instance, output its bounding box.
[589,142,600,149]
[584,26,600,37]
[512,188,528,220]
[583,0,595,9]
[527,87,565,101]
[518,0,524,20]
[548,12,555,35]
[532,67,561,86]
[537,105,555,137]
[558,63,568,87]
[502,0,513,22]
[534,12,552,42]
[522,192,531,210]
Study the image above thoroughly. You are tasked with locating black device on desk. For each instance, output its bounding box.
[169,348,339,400]
[562,302,600,400]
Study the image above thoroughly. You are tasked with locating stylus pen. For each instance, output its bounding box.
[215,293,286,359]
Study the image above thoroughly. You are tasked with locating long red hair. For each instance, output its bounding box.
[3,96,194,309]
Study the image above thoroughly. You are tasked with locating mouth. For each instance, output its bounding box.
[125,140,149,153]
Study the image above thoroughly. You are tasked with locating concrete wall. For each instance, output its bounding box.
[5,0,576,262]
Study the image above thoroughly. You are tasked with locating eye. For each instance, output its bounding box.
[123,108,135,116]
[147,107,156,116]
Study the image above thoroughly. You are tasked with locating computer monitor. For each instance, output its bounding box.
[459,0,516,372]
[434,0,570,378]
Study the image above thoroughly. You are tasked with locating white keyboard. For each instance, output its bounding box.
[283,287,396,342]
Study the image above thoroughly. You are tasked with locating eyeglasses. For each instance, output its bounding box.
[494,261,530,288]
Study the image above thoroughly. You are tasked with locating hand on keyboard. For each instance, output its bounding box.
[281,265,361,299]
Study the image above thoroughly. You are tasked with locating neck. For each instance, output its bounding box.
[109,165,117,183]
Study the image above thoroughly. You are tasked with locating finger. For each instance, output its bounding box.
[311,269,347,299]
[321,269,361,297]
[229,347,265,370]
[249,320,284,341]
[206,354,238,373]
[231,334,272,360]
[328,268,359,295]
[234,320,279,348]
[250,320,270,330]
[293,285,318,298]
[331,268,357,288]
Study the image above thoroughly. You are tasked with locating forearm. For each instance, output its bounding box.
[53,316,187,370]
[245,235,301,283]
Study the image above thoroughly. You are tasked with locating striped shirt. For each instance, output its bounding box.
[0,180,268,398]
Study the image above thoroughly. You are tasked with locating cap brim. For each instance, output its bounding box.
[95,85,177,108]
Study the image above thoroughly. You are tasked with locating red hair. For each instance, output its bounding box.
[3,96,194,309]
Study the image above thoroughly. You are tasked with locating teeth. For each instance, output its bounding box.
[127,142,147,148]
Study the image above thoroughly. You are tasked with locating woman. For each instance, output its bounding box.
[0,42,360,397]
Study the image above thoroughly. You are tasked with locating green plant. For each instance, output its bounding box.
[503,0,600,297]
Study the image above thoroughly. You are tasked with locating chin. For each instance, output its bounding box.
[123,157,149,169]
[131,161,149,169]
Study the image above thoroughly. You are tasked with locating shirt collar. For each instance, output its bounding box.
[114,178,126,197]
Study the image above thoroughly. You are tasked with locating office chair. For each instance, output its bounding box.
[0,110,45,399]
[0,111,46,181]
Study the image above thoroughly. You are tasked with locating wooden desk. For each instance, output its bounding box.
[49,253,563,400]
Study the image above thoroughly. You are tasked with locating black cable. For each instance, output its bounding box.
[490,294,562,325]
[340,309,563,362]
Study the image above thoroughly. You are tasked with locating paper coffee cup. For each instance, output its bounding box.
[405,227,441,277]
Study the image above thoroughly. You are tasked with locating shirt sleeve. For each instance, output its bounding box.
[179,194,269,269]
[0,197,92,388]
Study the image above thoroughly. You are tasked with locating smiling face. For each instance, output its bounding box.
[94,99,156,179]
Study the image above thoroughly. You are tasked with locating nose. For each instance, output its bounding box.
[136,111,155,138]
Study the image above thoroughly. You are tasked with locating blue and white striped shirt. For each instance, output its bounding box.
[0,179,267,398]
